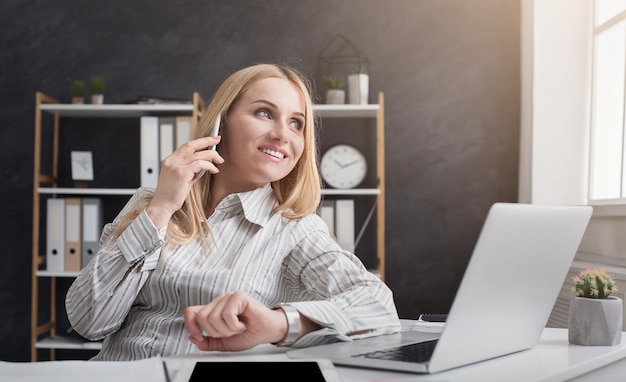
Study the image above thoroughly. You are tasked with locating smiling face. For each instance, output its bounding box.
[215,77,306,192]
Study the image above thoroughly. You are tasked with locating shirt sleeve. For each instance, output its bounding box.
[281,222,402,348]
[65,190,165,340]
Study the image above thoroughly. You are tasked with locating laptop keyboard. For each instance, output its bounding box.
[355,339,439,363]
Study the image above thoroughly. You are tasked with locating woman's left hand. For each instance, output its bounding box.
[183,290,288,351]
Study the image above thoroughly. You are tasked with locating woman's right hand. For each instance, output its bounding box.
[147,135,223,228]
[183,291,290,352]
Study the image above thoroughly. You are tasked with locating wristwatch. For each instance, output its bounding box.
[273,304,301,347]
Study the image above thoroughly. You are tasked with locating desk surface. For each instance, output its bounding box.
[3,324,626,382]
[165,326,626,382]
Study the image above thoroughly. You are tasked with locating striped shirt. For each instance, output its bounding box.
[65,184,400,361]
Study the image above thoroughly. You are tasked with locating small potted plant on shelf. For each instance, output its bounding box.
[569,268,623,346]
[322,75,346,104]
[89,76,106,104]
[70,80,85,104]
[347,65,369,105]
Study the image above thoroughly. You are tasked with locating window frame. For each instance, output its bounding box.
[588,3,626,206]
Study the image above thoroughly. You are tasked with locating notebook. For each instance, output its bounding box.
[287,202,593,374]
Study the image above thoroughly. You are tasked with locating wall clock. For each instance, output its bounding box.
[71,151,94,181]
[320,144,367,189]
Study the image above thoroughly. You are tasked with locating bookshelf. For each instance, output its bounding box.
[31,92,204,361]
[316,92,386,279]
[30,91,385,361]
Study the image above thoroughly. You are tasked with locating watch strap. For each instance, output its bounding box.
[272,304,300,347]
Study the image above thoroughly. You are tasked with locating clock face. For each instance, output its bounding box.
[320,144,367,189]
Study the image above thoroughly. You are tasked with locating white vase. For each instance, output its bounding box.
[568,296,623,346]
[348,73,369,104]
[91,94,104,104]
[326,89,345,104]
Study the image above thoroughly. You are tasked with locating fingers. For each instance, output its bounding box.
[188,334,210,351]
[184,292,247,341]
[184,292,286,352]
[205,293,247,335]
[165,136,224,179]
[180,135,222,153]
[184,308,212,352]
[183,135,223,160]
[146,136,223,227]
[183,306,206,342]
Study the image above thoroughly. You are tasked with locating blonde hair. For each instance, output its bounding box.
[114,64,321,247]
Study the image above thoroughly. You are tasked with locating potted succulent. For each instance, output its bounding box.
[347,65,369,105]
[89,76,106,104]
[70,80,85,104]
[322,75,345,104]
[568,268,623,346]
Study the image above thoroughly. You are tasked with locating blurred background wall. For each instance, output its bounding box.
[0,0,520,361]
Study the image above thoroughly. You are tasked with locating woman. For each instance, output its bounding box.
[65,63,400,361]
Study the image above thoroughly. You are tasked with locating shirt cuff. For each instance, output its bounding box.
[116,209,165,270]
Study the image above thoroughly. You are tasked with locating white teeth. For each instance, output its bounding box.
[261,148,284,159]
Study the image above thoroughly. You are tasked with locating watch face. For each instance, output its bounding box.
[320,144,367,189]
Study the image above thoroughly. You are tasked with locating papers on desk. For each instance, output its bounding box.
[411,319,446,334]
[0,356,166,382]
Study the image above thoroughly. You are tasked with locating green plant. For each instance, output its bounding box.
[322,75,345,89]
[572,268,618,299]
[89,76,106,94]
[351,65,367,74]
[70,80,85,97]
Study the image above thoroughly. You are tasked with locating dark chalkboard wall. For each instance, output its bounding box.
[0,0,520,361]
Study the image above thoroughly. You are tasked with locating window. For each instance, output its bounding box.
[589,1,626,202]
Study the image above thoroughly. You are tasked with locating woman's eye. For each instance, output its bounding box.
[256,108,303,130]
[290,119,303,130]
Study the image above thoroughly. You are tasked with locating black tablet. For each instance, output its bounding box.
[171,359,341,382]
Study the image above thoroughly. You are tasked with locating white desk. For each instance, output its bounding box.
[164,327,626,382]
[3,326,626,381]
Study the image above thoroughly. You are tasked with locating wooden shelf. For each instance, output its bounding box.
[317,93,386,282]
[39,102,378,119]
[31,92,204,362]
[313,104,380,118]
[36,270,80,278]
[38,187,380,197]
[36,335,102,350]
[39,187,137,196]
[322,188,380,196]
[40,103,195,118]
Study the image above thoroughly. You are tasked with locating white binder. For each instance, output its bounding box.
[319,200,336,238]
[81,197,103,269]
[175,116,192,147]
[140,116,160,188]
[46,198,65,272]
[159,117,175,161]
[64,197,82,272]
[335,199,355,252]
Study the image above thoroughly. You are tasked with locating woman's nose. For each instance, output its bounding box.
[269,119,289,141]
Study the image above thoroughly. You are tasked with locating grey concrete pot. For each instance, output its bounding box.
[347,73,368,104]
[568,296,623,346]
[326,89,345,104]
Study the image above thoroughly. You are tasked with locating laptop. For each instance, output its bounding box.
[287,202,593,374]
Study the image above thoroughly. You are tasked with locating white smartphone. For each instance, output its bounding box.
[207,114,221,151]
[170,359,341,382]
[194,115,221,180]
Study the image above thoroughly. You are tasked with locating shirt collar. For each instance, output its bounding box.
[217,183,277,227]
